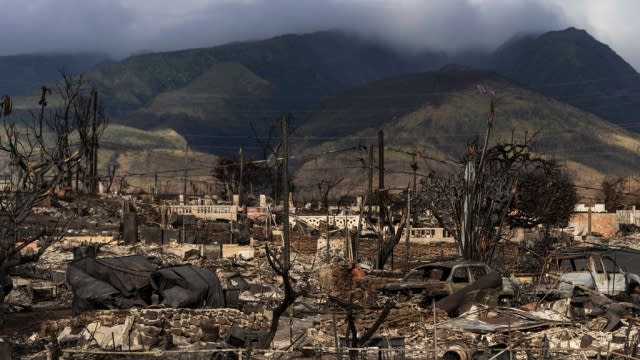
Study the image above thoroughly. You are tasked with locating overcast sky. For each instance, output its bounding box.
[1,0,639,70]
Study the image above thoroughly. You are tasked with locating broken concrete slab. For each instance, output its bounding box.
[80,322,126,349]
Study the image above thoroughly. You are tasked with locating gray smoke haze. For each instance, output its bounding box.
[1,0,639,69]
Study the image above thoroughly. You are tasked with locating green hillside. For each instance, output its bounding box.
[97,125,218,193]
[86,27,640,156]
[84,31,446,152]
[292,66,640,196]
[4,28,640,196]
[491,27,640,128]
[0,123,217,194]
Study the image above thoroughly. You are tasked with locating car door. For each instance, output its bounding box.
[593,256,613,295]
[450,265,472,293]
[469,265,489,282]
[602,256,626,295]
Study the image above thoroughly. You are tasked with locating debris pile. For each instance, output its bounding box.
[41,308,269,351]
[5,195,640,359]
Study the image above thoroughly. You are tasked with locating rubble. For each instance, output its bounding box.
[5,195,640,359]
[40,308,270,351]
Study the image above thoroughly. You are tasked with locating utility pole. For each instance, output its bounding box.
[326,211,330,261]
[183,143,188,204]
[239,146,244,207]
[587,203,593,237]
[282,115,290,271]
[368,144,373,214]
[91,89,99,194]
[38,87,48,162]
[378,130,385,222]
[378,130,385,269]
[408,152,418,271]
[405,189,411,272]
[154,173,158,197]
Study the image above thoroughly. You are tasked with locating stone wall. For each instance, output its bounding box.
[42,308,270,351]
[358,239,459,267]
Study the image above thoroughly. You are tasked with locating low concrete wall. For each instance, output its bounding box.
[569,213,618,237]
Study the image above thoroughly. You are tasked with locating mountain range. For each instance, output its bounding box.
[0,53,112,96]
[2,27,640,197]
[491,28,640,131]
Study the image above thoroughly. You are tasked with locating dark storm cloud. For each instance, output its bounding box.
[3,0,638,70]
[0,0,136,55]
[0,0,567,57]
[141,0,567,55]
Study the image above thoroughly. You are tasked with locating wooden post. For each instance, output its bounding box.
[368,144,373,214]
[326,211,330,261]
[344,216,350,260]
[377,131,384,268]
[282,115,290,271]
[587,204,593,236]
[239,146,244,207]
[432,299,437,360]
[332,312,342,360]
[91,90,99,194]
[378,130,384,223]
[405,189,411,272]
[183,143,188,204]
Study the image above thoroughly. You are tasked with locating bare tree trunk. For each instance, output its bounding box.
[265,115,299,346]
[330,296,394,360]
[375,211,408,269]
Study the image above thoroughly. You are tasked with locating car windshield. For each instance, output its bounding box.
[554,257,589,272]
[404,266,452,281]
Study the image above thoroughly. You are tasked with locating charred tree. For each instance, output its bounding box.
[419,100,577,262]
[329,296,394,360]
[74,87,108,194]
[264,115,300,346]
[52,71,83,188]
[374,206,407,270]
[317,176,344,210]
[364,191,408,270]
[212,155,273,204]
[0,97,79,320]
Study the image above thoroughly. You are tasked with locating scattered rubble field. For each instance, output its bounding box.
[3,195,640,359]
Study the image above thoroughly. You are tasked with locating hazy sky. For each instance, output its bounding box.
[1,0,639,69]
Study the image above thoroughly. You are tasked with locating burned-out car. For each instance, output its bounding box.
[540,250,640,299]
[380,261,517,303]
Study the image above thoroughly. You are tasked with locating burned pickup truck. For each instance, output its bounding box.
[538,249,640,299]
[380,261,517,304]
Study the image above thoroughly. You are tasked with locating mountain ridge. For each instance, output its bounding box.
[3,27,640,192]
[291,66,640,195]
[490,27,640,128]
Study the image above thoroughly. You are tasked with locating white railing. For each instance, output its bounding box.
[167,205,237,222]
[402,227,454,243]
[290,215,366,229]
